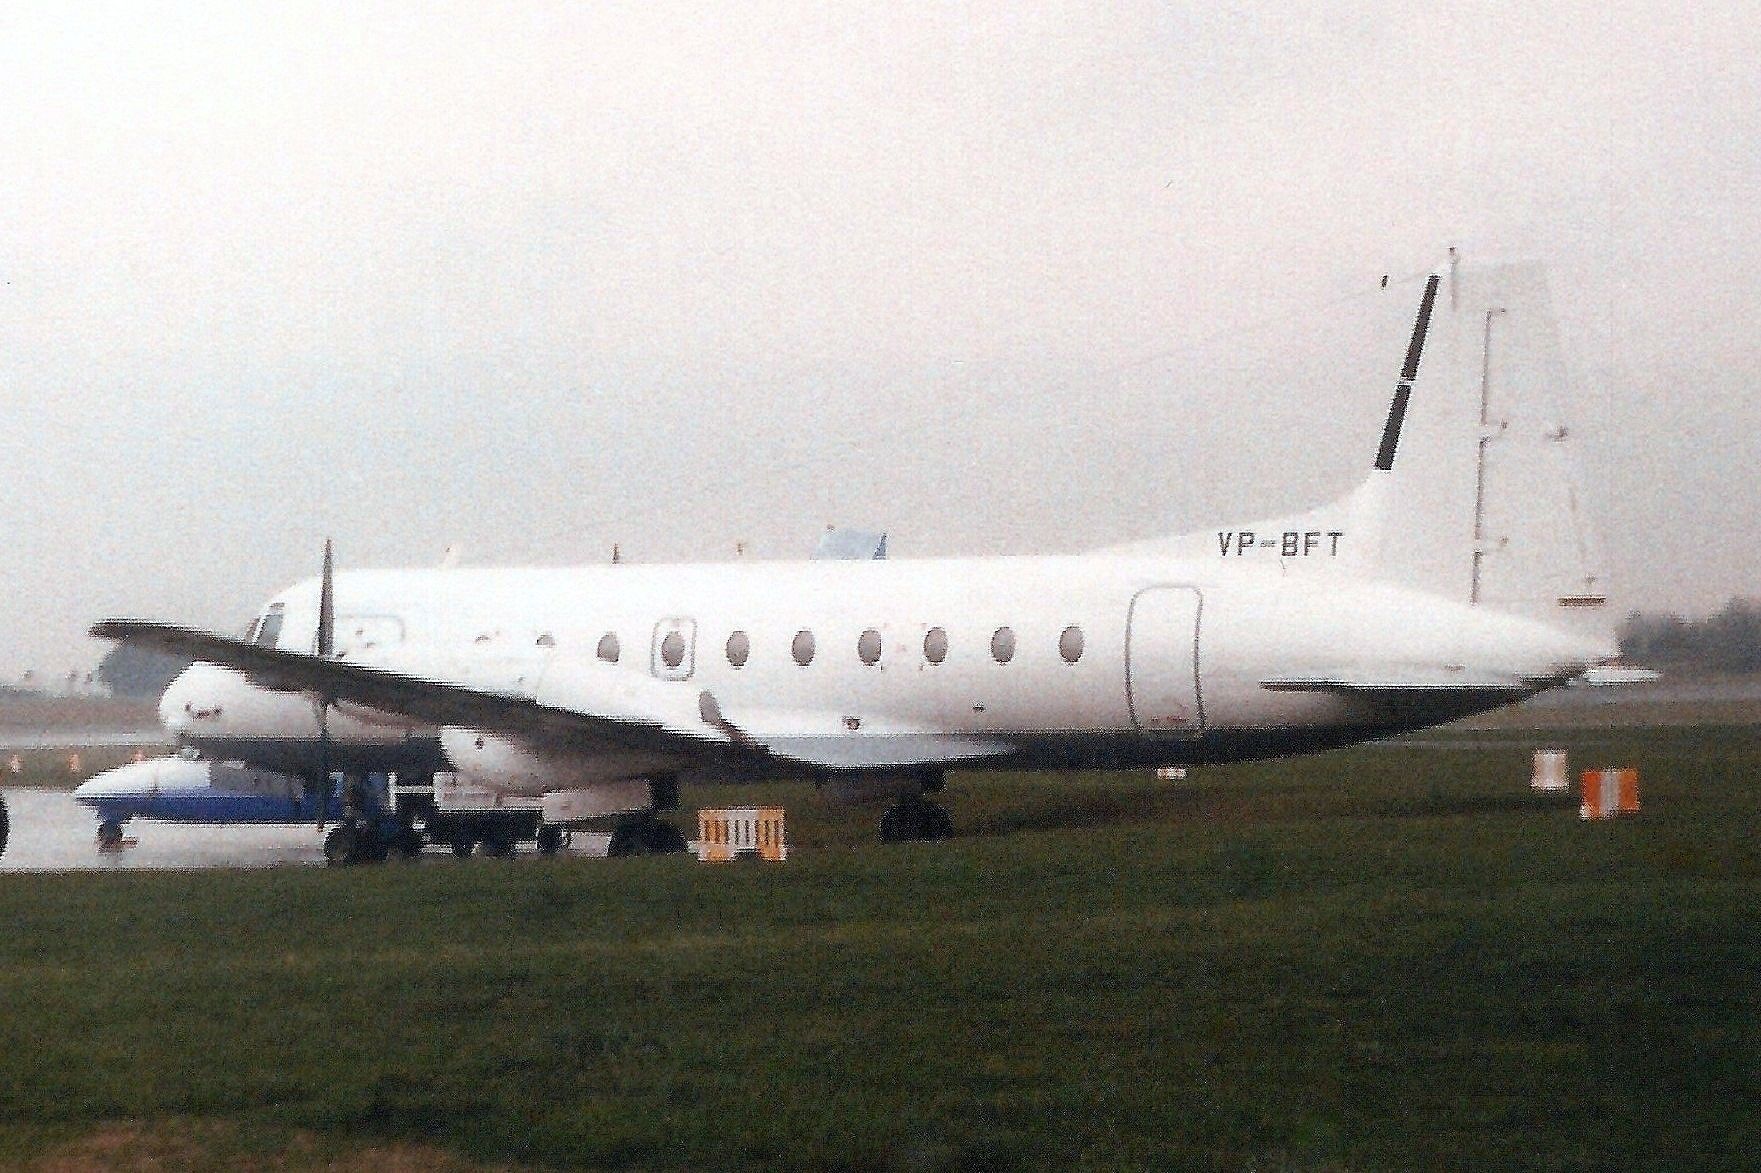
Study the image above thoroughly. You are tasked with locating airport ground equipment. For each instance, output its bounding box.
[696,807,788,862]
[419,772,543,857]
[429,772,688,856]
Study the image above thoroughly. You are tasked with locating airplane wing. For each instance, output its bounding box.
[90,619,729,759]
[91,620,1013,772]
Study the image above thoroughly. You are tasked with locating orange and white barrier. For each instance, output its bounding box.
[696,808,788,862]
[1580,768,1639,819]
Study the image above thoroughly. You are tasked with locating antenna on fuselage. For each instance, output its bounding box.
[1372,272,1442,472]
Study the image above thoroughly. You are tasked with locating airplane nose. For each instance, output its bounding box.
[158,667,200,736]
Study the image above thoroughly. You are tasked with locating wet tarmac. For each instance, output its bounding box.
[0,788,612,872]
[0,788,323,871]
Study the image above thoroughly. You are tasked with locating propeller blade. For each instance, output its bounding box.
[317,538,335,658]
[315,538,335,830]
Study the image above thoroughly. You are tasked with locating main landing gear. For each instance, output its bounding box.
[323,772,424,866]
[322,819,408,866]
[606,816,689,858]
[878,792,953,843]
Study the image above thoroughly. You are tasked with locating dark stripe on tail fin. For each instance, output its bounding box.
[1374,274,1441,471]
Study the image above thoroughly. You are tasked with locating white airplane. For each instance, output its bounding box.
[93,260,1636,852]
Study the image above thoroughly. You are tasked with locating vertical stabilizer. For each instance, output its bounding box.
[1373,262,1612,646]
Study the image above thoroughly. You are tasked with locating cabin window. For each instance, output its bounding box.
[596,632,620,663]
[1059,625,1085,664]
[792,630,816,666]
[255,607,285,649]
[991,626,1016,664]
[924,626,948,664]
[857,628,882,666]
[660,630,687,669]
[726,630,750,669]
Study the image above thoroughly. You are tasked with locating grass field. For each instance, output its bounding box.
[1,724,1758,1170]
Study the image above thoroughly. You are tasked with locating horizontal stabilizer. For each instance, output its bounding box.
[1573,665,1661,687]
[1261,666,1537,694]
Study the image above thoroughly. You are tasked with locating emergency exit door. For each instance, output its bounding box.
[1126,587,1204,734]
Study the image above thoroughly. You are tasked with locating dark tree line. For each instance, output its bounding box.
[1619,599,1761,674]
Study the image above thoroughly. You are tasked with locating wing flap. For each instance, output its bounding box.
[697,691,1014,769]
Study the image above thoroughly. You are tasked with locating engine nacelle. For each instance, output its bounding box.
[438,727,674,800]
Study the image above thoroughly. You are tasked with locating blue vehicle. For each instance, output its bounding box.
[73,754,416,863]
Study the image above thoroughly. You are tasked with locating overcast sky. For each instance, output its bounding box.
[1,2,1757,684]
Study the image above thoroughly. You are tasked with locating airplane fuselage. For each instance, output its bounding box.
[161,550,1604,790]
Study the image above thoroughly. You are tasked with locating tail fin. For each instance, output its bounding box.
[1116,259,1614,652]
[1372,261,1613,646]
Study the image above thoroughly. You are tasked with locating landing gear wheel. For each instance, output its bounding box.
[879,796,951,843]
[607,817,689,858]
[356,824,389,863]
[606,824,644,858]
[450,832,476,858]
[323,824,358,866]
[643,821,688,854]
[97,819,125,851]
[536,825,563,856]
[394,824,425,859]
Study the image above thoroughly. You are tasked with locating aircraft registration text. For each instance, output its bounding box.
[1217,530,1344,558]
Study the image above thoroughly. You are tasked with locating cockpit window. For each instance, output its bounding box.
[255,606,285,648]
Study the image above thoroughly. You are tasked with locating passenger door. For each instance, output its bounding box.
[1126,587,1203,734]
